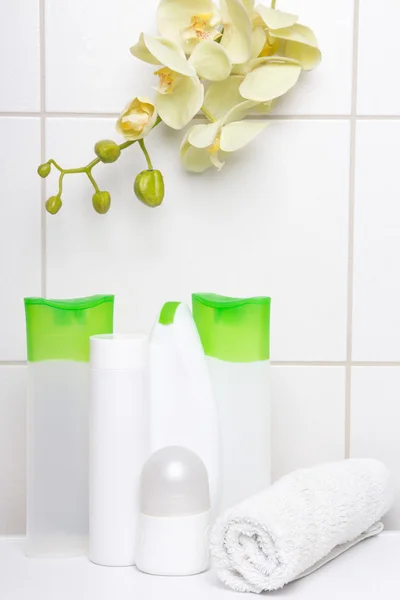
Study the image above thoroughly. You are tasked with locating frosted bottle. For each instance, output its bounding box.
[149,302,220,512]
[24,295,114,557]
[89,334,148,567]
[192,294,271,512]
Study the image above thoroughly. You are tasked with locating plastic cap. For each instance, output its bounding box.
[24,295,114,362]
[140,447,210,517]
[192,293,271,363]
[158,301,181,325]
[90,334,148,370]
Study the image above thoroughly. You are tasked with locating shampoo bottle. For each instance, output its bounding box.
[192,294,271,512]
[149,302,220,512]
[89,334,148,566]
[24,295,114,557]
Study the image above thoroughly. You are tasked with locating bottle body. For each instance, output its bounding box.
[149,303,220,512]
[192,293,271,513]
[206,357,271,512]
[26,360,89,557]
[89,334,148,567]
[24,295,114,557]
[136,512,210,576]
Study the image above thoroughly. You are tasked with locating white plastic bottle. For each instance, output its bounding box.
[192,294,271,512]
[89,334,148,566]
[149,302,220,512]
[24,295,114,558]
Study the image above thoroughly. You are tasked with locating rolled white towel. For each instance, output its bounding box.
[210,458,394,593]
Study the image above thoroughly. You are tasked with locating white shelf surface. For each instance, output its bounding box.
[1,533,399,599]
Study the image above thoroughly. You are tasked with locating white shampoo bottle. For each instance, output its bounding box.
[89,334,148,566]
[149,302,220,512]
[192,294,271,513]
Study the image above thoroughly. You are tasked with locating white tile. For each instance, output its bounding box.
[351,367,400,529]
[357,0,400,115]
[45,0,158,113]
[353,121,400,361]
[272,0,353,115]
[45,117,349,361]
[0,367,26,534]
[0,118,42,361]
[0,1,40,111]
[271,366,345,481]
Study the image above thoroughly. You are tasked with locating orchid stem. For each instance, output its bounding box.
[119,140,135,151]
[58,173,64,196]
[42,117,162,200]
[87,170,100,193]
[139,139,153,170]
[201,106,215,122]
[271,0,277,8]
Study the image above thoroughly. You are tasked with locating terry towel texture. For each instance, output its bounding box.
[210,459,394,593]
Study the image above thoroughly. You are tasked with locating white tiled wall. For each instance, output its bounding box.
[0,0,399,532]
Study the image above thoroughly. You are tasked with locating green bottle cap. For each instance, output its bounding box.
[192,293,271,363]
[158,301,181,325]
[24,295,114,362]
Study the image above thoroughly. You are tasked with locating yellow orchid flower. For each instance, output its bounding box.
[219,0,253,64]
[202,75,272,120]
[238,56,302,102]
[180,102,269,172]
[157,0,222,53]
[131,33,231,130]
[221,4,320,103]
[255,4,321,71]
[116,97,158,141]
[157,0,253,66]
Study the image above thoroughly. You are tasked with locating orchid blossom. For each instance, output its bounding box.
[39,0,321,214]
[131,33,231,129]
[181,101,269,172]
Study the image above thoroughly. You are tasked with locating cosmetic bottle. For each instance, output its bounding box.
[149,302,220,512]
[89,334,148,566]
[136,446,211,576]
[192,293,271,512]
[24,295,114,557]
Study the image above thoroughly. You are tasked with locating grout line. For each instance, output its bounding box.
[271,361,400,367]
[352,362,400,367]
[41,112,120,119]
[0,112,43,118]
[39,0,46,298]
[2,111,400,120]
[271,361,346,367]
[1,360,399,368]
[345,0,361,460]
[356,115,400,120]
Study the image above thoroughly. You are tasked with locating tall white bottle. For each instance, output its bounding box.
[149,302,220,512]
[89,334,148,566]
[192,294,271,513]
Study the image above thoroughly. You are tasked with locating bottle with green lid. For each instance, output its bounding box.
[149,301,220,514]
[192,293,271,512]
[24,295,114,557]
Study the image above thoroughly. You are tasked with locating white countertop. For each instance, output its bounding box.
[1,533,399,599]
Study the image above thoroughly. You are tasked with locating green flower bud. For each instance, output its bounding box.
[94,140,121,163]
[92,191,111,214]
[37,162,51,178]
[134,169,164,208]
[45,195,62,215]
